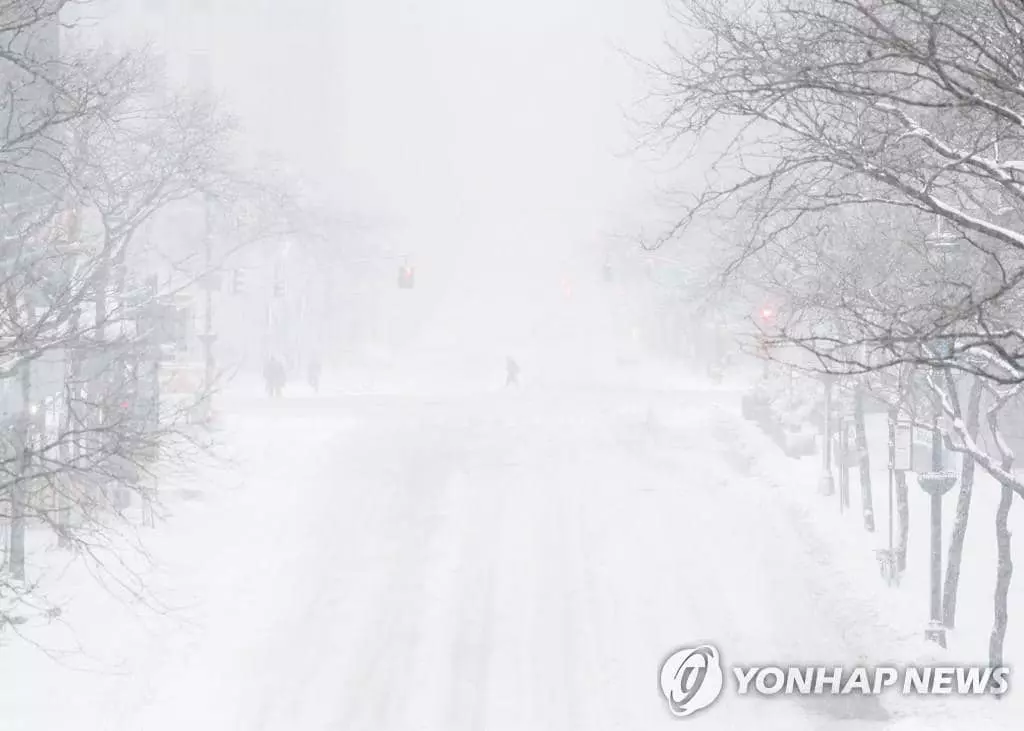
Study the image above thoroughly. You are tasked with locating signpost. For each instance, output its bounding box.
[893,421,913,471]
[879,411,912,586]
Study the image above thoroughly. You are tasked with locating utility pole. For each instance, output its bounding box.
[920,401,955,648]
[918,225,960,647]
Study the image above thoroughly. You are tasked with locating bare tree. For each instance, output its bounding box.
[650,0,1024,382]
[942,374,983,628]
[700,170,1021,662]
[0,26,302,628]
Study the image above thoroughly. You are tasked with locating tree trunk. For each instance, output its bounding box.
[57,310,82,547]
[942,376,983,628]
[89,256,111,507]
[10,301,38,581]
[854,385,875,531]
[990,482,1013,687]
[10,401,28,582]
[10,356,33,577]
[986,391,1016,693]
[895,470,910,573]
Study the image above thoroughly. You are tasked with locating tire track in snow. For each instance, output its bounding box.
[298,425,468,731]
[394,466,472,728]
[443,460,506,730]
[707,411,894,725]
[125,413,354,731]
[243,436,442,731]
[601,398,830,730]
[571,469,630,731]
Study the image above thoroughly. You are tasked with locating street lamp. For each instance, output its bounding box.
[918,466,957,647]
[917,217,962,647]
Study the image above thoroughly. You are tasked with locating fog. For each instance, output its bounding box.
[93,0,674,374]
[11,2,1008,730]
[332,0,671,367]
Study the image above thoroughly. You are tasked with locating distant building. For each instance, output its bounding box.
[0,12,62,219]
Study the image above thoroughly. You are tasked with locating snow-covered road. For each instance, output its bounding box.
[7,381,991,730]
[112,384,915,731]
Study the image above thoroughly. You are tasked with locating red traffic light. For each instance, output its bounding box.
[398,266,415,289]
[760,307,774,320]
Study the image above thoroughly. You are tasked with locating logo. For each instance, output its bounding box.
[659,644,725,717]
[659,642,1011,719]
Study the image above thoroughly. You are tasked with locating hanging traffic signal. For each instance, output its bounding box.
[757,305,780,334]
[273,280,284,297]
[232,268,246,295]
[398,265,415,289]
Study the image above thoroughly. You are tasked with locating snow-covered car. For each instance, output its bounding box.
[743,373,822,457]
[779,421,817,457]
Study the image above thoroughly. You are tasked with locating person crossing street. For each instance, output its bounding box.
[308,357,322,393]
[505,356,520,387]
[264,355,286,398]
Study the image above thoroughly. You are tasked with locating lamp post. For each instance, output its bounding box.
[918,218,960,647]
[918,454,956,647]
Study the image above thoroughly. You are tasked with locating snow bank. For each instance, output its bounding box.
[0,404,354,731]
[661,387,1024,729]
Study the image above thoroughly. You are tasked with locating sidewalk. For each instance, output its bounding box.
[823,412,1023,662]
[0,397,354,731]
[727,402,1024,725]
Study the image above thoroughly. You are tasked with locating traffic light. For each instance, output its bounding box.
[758,305,777,324]
[273,279,284,297]
[232,268,246,295]
[398,265,415,289]
[757,306,780,339]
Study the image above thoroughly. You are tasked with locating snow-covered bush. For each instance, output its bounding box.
[753,366,822,430]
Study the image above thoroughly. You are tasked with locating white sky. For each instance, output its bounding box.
[333,0,667,239]
[92,0,678,354]
[99,0,668,240]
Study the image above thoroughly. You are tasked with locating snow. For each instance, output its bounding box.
[709,387,1024,728]
[3,367,1024,729]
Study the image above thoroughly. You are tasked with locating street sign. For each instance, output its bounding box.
[894,422,913,471]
